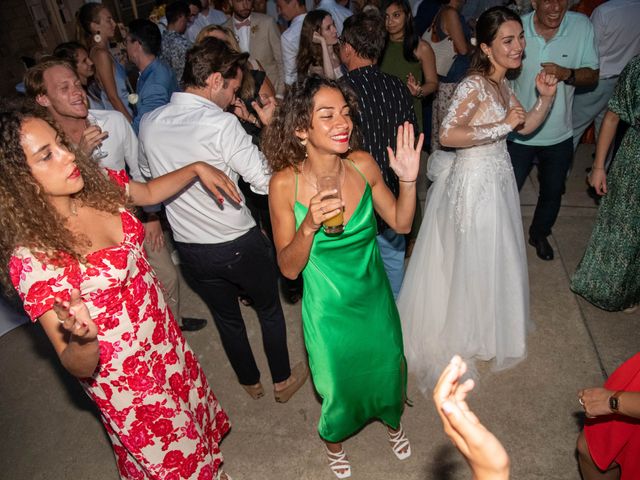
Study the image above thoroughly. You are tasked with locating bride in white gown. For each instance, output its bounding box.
[398,6,558,393]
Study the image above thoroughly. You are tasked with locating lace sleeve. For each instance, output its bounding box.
[439,75,513,148]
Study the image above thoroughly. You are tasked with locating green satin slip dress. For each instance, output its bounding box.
[293,164,406,442]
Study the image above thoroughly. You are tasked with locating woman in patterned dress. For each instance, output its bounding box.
[0,106,241,480]
[571,55,640,312]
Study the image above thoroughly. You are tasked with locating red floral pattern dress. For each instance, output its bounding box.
[9,170,230,480]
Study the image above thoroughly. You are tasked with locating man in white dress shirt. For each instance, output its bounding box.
[315,0,352,34]
[24,59,208,332]
[572,0,640,152]
[139,38,308,399]
[277,0,307,85]
[225,0,285,95]
[185,0,228,43]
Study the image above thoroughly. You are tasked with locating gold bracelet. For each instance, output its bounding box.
[399,178,417,183]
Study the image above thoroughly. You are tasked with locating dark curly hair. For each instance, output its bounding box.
[0,102,128,293]
[261,76,361,173]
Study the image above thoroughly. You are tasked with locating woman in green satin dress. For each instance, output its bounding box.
[262,76,423,479]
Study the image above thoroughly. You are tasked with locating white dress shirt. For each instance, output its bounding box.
[233,14,251,53]
[138,92,270,244]
[315,0,352,35]
[88,109,143,182]
[281,13,306,85]
[590,0,640,78]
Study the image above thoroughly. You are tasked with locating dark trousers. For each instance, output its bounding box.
[175,227,291,386]
[508,137,573,239]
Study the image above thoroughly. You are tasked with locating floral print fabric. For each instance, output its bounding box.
[10,170,229,479]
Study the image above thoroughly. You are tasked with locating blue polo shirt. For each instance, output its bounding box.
[510,12,598,146]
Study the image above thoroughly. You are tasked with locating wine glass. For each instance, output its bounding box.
[86,113,108,160]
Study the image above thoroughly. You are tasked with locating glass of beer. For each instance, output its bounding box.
[317,175,344,235]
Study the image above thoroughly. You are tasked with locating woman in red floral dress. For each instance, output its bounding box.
[0,107,241,480]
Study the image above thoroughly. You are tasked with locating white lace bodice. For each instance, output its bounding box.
[440,75,517,147]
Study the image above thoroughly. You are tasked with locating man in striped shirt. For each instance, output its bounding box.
[340,12,418,298]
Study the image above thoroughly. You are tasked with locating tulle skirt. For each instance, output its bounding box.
[397,143,531,393]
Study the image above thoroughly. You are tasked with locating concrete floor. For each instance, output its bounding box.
[0,144,638,480]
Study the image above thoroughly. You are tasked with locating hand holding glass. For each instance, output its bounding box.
[86,114,108,160]
[317,175,344,235]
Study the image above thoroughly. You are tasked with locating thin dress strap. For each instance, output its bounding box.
[347,158,368,185]
[294,170,299,202]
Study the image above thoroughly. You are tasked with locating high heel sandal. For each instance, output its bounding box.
[388,424,411,460]
[326,447,351,479]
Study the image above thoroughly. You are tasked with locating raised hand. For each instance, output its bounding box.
[387,122,424,183]
[433,356,510,480]
[53,289,98,342]
[193,163,243,205]
[535,70,558,98]
[312,31,326,45]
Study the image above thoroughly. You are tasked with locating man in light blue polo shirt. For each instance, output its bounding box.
[508,0,598,261]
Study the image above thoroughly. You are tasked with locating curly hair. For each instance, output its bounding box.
[296,10,340,81]
[261,76,361,173]
[0,104,128,293]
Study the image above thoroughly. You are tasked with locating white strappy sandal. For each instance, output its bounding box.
[326,447,352,479]
[388,424,411,460]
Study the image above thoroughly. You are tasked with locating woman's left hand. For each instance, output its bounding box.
[387,122,424,183]
[535,70,558,98]
[193,162,243,205]
[579,388,616,418]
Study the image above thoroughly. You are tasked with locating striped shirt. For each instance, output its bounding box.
[341,65,418,233]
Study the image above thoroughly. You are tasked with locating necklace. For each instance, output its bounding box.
[69,198,78,217]
[300,158,345,191]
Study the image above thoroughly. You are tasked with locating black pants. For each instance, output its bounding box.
[508,137,573,239]
[175,227,291,385]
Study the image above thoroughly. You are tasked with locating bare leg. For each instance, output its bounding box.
[577,431,620,480]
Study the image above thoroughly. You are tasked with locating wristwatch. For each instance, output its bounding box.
[565,68,576,86]
[609,391,623,413]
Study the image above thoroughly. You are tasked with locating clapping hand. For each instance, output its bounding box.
[433,356,510,480]
[53,289,98,342]
[535,69,558,98]
[387,122,423,183]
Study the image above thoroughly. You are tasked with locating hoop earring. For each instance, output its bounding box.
[299,138,307,146]
[93,31,102,43]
